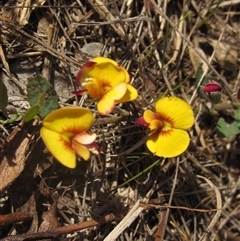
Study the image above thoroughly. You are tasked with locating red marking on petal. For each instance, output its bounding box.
[72,89,88,95]
[60,136,75,153]
[156,112,174,127]
[61,127,84,136]
[85,142,100,155]
[158,128,173,137]
[76,61,96,84]
[83,61,96,68]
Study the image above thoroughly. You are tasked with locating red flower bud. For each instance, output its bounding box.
[203,81,222,93]
[203,81,222,104]
[136,117,149,128]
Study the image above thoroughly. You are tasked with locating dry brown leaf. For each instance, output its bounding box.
[188,45,208,75]
[0,122,40,193]
[38,200,60,232]
[0,125,30,193]
[208,39,238,70]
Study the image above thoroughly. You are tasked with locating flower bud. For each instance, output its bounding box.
[203,81,222,104]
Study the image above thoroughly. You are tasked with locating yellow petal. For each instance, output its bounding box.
[42,108,95,136]
[143,110,157,123]
[149,119,163,133]
[92,57,118,66]
[97,83,127,115]
[112,83,127,100]
[155,96,194,130]
[83,60,129,87]
[73,133,97,145]
[40,127,77,168]
[97,99,115,115]
[116,84,138,103]
[71,140,91,161]
[146,128,190,158]
[76,61,96,85]
[86,79,104,99]
[91,57,132,83]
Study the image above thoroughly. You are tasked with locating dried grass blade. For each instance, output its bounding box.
[197,175,222,241]
[103,200,144,241]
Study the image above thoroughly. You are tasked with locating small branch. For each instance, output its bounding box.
[0,212,32,227]
[0,210,128,241]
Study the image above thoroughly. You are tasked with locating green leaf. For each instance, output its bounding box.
[0,78,8,111]
[195,64,211,99]
[216,117,240,138]
[38,92,46,106]
[233,110,240,121]
[27,75,59,118]
[23,105,40,122]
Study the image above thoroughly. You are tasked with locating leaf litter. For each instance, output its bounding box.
[0,0,240,240]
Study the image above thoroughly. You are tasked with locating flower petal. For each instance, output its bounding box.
[112,83,127,100]
[143,110,158,123]
[146,128,190,158]
[86,79,104,99]
[149,119,163,133]
[92,57,118,66]
[71,140,90,161]
[76,61,95,85]
[40,127,76,168]
[42,107,95,136]
[73,132,97,145]
[155,96,194,130]
[97,99,115,115]
[97,83,127,115]
[86,142,100,155]
[116,84,138,103]
[80,58,129,87]
[72,89,88,96]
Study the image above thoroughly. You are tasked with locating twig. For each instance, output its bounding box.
[0,210,128,241]
[0,212,32,226]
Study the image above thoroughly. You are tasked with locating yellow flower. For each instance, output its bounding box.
[74,57,138,115]
[137,97,194,158]
[40,107,99,168]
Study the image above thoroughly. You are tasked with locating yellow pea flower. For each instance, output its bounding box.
[137,96,194,158]
[74,57,138,115]
[40,107,99,168]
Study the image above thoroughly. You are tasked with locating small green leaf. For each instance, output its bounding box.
[27,76,51,106]
[195,64,211,99]
[27,75,59,118]
[216,117,240,138]
[39,89,59,118]
[0,79,8,111]
[195,64,204,84]
[233,110,240,121]
[23,105,40,122]
[38,92,46,106]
